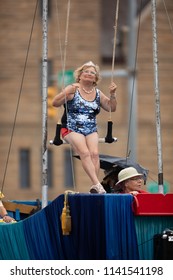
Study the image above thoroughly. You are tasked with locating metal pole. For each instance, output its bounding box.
[42,0,48,208]
[151,0,164,193]
[127,0,137,161]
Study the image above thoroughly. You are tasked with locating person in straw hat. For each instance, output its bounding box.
[114,167,148,195]
[53,61,118,194]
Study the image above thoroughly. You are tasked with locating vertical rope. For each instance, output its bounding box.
[111,0,120,83]
[61,0,71,94]
[109,0,120,120]
[0,0,39,196]
[125,1,142,159]
[55,0,77,190]
[162,0,173,35]
[55,0,64,123]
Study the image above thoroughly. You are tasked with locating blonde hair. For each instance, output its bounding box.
[74,61,101,86]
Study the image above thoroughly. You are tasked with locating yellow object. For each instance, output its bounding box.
[61,191,71,235]
[61,190,78,235]
[61,204,71,235]
[0,192,4,199]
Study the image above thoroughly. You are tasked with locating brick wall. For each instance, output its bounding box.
[0,0,173,201]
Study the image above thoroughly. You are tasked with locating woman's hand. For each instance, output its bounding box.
[109,82,117,95]
[67,83,79,94]
[3,215,15,223]
[129,191,139,196]
[52,83,79,106]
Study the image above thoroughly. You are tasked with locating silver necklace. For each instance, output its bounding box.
[82,87,94,94]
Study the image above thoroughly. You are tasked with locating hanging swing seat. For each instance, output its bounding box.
[50,0,120,147]
[50,121,117,146]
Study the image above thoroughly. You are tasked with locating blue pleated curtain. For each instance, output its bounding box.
[135,216,173,260]
[0,194,139,260]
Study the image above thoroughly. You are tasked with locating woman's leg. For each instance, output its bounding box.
[85,132,100,176]
[64,132,100,185]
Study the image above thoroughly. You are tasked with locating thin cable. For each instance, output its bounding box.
[1,0,39,195]
[111,0,120,83]
[109,0,120,120]
[63,0,77,191]
[55,1,63,72]
[54,0,65,121]
[55,0,76,190]
[125,0,142,160]
[61,0,71,94]
[162,0,173,35]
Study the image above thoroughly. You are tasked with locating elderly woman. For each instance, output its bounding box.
[52,61,118,193]
[114,167,148,195]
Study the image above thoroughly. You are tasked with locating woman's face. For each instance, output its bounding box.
[80,66,97,84]
[124,176,143,193]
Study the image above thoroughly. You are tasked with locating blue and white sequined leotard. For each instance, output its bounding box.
[61,89,100,136]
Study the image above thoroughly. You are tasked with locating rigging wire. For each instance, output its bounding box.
[125,0,143,160]
[109,0,120,121]
[111,0,120,83]
[0,0,39,196]
[162,0,173,35]
[126,0,173,188]
[153,0,173,189]
[60,0,71,94]
[55,0,64,75]
[54,0,77,190]
[102,0,120,144]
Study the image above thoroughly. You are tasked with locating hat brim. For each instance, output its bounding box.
[116,173,143,185]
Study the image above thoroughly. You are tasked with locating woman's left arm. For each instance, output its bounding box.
[100,82,118,112]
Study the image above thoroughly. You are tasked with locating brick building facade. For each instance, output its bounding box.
[0,0,173,201]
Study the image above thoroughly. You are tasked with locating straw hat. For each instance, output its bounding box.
[116,167,143,185]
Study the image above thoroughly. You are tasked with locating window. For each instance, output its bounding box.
[19,149,30,189]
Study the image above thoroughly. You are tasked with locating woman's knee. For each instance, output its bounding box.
[90,151,99,161]
[79,149,99,162]
[79,150,91,160]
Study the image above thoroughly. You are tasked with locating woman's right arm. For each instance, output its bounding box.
[52,83,79,107]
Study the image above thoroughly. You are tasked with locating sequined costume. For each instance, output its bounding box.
[61,89,100,136]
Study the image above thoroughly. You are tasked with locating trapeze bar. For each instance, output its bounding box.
[50,122,117,146]
[98,137,117,143]
[49,137,117,146]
